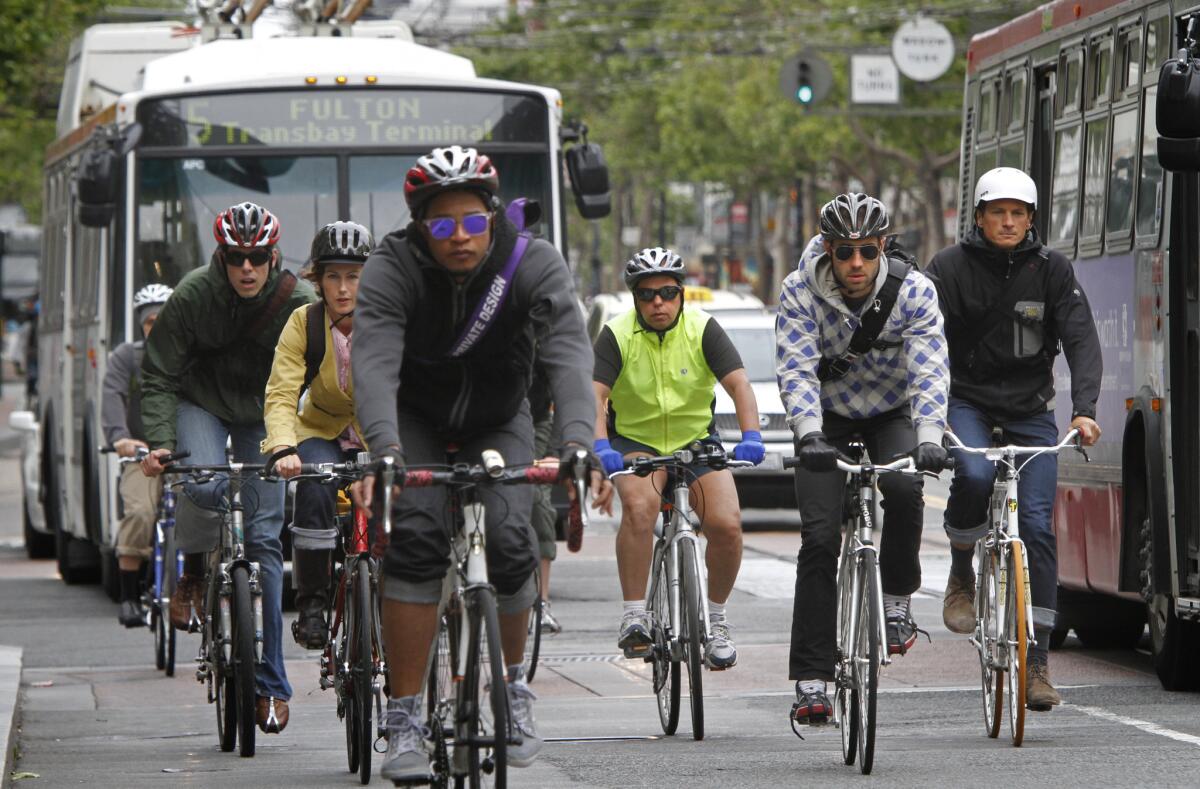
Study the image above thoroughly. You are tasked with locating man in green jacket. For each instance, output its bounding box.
[140,201,315,734]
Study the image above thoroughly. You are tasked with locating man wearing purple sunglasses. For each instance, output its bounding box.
[351,145,612,783]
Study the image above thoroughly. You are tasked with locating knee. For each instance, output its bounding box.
[702,512,742,545]
[620,495,661,538]
[879,474,922,507]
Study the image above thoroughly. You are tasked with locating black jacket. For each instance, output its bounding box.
[925,226,1101,420]
[352,211,595,457]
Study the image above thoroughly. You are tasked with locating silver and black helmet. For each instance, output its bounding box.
[309,221,373,265]
[623,247,685,289]
[819,192,890,240]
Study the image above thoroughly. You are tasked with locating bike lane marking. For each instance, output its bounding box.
[1069,704,1200,748]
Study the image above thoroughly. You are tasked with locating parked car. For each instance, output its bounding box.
[9,410,54,558]
[710,312,795,510]
[585,286,766,342]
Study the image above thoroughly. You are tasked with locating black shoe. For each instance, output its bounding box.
[118,599,146,628]
[790,684,831,727]
[291,604,327,649]
[887,614,925,656]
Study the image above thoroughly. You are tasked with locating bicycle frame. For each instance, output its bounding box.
[648,479,711,659]
[152,484,182,615]
[837,459,891,677]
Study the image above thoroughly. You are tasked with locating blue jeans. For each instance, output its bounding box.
[943,398,1059,629]
[175,401,291,701]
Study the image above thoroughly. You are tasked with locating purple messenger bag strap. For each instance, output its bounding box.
[447,232,531,358]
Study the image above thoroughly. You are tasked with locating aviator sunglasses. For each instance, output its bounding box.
[634,285,683,303]
[223,248,272,267]
[423,212,491,240]
[832,244,880,261]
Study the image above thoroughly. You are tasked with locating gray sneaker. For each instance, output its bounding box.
[379,696,431,784]
[704,619,737,669]
[506,667,542,768]
[540,600,562,636]
[617,610,652,658]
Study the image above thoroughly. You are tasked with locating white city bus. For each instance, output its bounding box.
[29,8,609,589]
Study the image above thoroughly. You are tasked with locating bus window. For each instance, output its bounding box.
[1087,35,1113,110]
[1000,140,1024,169]
[1005,68,1027,131]
[1050,125,1082,247]
[1118,24,1141,93]
[974,148,998,179]
[979,80,998,139]
[1106,108,1138,239]
[1137,87,1164,243]
[1057,47,1083,117]
[1144,15,1170,81]
[1080,118,1109,242]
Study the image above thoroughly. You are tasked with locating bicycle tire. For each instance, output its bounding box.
[213,577,237,753]
[152,606,166,671]
[649,543,680,736]
[353,562,375,784]
[232,565,257,758]
[526,566,543,684]
[462,588,507,789]
[332,566,360,774]
[979,545,1003,738]
[427,608,457,789]
[1006,541,1028,747]
[836,524,858,766]
[681,544,704,741]
[856,558,880,775]
[164,536,178,677]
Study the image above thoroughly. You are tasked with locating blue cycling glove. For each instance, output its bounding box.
[594,438,625,476]
[733,430,766,465]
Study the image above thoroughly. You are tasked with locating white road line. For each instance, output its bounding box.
[1070,704,1200,748]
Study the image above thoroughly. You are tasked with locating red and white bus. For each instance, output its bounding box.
[962,0,1200,690]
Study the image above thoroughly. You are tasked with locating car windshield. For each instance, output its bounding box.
[724,326,776,382]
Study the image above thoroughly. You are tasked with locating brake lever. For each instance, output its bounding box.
[569,449,590,552]
[1074,435,1090,463]
[380,456,396,535]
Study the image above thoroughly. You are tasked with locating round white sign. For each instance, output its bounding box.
[892,17,955,82]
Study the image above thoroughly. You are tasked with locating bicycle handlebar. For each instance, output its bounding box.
[781,453,952,473]
[608,446,755,479]
[943,428,1085,461]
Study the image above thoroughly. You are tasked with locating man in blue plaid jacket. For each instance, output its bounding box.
[775,193,951,728]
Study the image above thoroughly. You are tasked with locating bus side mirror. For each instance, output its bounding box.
[75,123,141,228]
[566,142,612,220]
[1156,53,1200,171]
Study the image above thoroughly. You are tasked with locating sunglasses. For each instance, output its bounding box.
[223,248,272,267]
[832,244,880,261]
[423,212,491,240]
[634,285,683,303]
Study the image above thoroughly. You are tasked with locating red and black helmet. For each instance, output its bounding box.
[404,146,499,217]
[213,201,281,248]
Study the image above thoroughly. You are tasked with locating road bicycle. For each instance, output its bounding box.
[944,428,1085,747]
[785,446,937,774]
[609,442,752,742]
[382,450,586,788]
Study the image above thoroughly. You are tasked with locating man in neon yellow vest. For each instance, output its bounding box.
[592,247,765,669]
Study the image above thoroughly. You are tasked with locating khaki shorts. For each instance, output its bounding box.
[116,462,163,560]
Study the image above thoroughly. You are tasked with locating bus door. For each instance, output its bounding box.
[1030,65,1056,241]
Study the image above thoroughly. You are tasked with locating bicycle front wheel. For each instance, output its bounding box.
[351,561,375,784]
[978,545,1004,738]
[526,565,543,684]
[836,523,858,766]
[231,565,258,758]
[1005,541,1028,747]
[461,588,507,789]
[426,606,457,789]
[855,558,880,775]
[681,543,704,742]
[209,576,237,753]
[163,539,178,677]
[648,543,680,736]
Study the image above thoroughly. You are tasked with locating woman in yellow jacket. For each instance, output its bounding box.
[262,221,373,648]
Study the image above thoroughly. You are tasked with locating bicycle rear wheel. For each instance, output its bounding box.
[648,544,680,736]
[978,544,1004,738]
[681,543,704,742]
[232,565,257,758]
[526,565,543,684]
[1005,541,1028,747]
[836,527,858,766]
[461,588,507,789]
[350,561,375,783]
[855,558,880,775]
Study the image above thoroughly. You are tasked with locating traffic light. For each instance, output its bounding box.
[796,60,814,105]
[779,52,833,109]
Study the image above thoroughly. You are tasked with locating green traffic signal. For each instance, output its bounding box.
[796,85,814,104]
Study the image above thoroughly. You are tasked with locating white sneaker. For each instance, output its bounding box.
[379,696,431,783]
[506,667,542,767]
[617,610,652,658]
[704,619,737,669]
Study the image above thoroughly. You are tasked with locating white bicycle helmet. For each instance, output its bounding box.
[134,283,173,323]
[623,247,685,289]
[974,167,1037,209]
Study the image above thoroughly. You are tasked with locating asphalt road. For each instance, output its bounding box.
[1,443,1198,788]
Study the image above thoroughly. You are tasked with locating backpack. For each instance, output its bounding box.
[302,301,325,393]
[817,255,910,382]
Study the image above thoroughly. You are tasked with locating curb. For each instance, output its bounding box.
[0,646,22,788]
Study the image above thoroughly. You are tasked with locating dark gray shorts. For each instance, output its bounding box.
[609,433,725,481]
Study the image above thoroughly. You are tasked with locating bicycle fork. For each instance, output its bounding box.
[214,561,265,665]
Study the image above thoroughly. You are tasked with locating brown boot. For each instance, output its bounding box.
[256,696,289,733]
[169,574,203,631]
[1026,660,1061,711]
[942,572,976,634]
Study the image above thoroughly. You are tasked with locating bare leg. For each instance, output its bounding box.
[500,608,530,667]
[118,556,142,573]
[539,558,551,601]
[383,600,439,697]
[690,469,743,604]
[614,465,667,601]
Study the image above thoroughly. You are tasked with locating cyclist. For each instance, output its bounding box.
[926,167,1102,711]
[140,201,316,734]
[776,193,949,726]
[592,246,765,670]
[350,145,610,782]
[261,221,373,649]
[101,283,172,628]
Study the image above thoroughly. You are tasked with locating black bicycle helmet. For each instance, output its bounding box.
[309,221,373,266]
[623,247,685,289]
[818,193,890,240]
